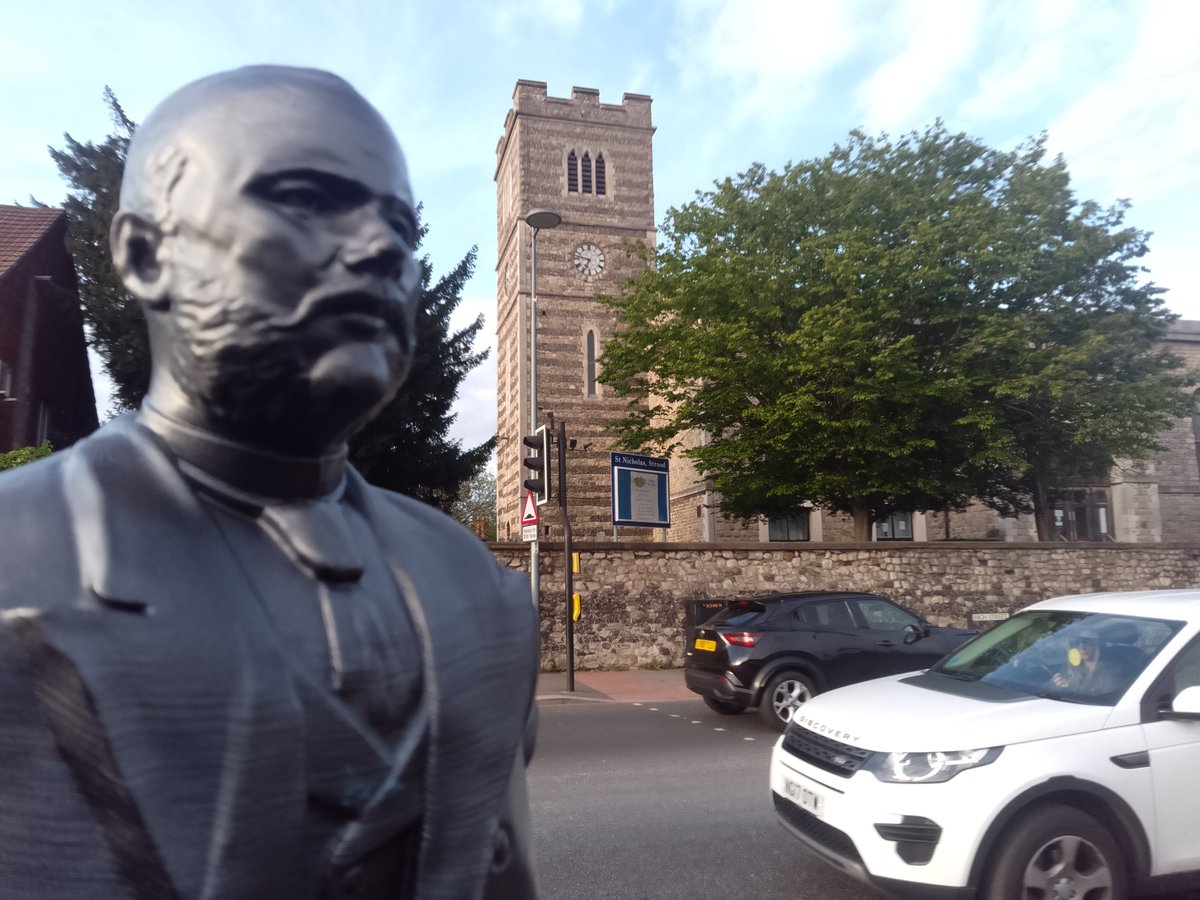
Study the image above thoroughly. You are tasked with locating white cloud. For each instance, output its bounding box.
[958,0,1137,126]
[1043,0,1200,206]
[481,0,588,42]
[668,0,864,127]
[855,0,986,133]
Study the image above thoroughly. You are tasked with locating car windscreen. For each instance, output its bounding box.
[930,610,1183,706]
[708,601,769,627]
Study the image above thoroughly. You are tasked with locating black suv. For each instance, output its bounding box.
[684,591,974,729]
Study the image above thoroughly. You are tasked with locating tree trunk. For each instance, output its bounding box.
[1031,474,1054,541]
[850,498,873,542]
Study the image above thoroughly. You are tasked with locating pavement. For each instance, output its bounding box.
[536,667,697,704]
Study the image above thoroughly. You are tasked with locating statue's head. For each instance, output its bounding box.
[111,66,421,456]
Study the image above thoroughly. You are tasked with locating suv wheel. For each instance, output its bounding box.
[983,804,1126,900]
[759,671,816,730]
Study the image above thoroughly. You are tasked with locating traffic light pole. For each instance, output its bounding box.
[524,210,560,616]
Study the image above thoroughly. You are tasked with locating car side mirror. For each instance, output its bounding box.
[903,623,928,645]
[1161,685,1200,721]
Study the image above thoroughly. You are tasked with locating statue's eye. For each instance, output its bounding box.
[269,182,336,214]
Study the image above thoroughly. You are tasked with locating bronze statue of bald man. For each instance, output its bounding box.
[0,66,539,900]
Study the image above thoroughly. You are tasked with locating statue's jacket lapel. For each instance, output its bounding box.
[41,417,311,899]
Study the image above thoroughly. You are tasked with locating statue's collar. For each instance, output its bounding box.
[137,402,348,502]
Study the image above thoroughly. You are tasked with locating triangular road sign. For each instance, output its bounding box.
[521,490,540,525]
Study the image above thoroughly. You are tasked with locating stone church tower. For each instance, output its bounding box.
[494,81,655,541]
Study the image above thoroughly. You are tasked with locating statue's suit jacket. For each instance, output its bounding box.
[0,416,539,900]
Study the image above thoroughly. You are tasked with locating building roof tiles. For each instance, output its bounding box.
[0,204,65,280]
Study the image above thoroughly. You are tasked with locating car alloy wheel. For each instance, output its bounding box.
[984,804,1125,900]
[760,671,816,729]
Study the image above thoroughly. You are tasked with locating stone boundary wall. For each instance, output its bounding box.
[489,541,1200,672]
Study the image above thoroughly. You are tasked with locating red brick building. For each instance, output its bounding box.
[0,205,98,452]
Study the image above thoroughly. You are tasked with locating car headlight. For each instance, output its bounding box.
[866,747,1002,783]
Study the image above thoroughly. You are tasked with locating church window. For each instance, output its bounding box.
[874,511,913,541]
[768,510,810,541]
[595,153,606,195]
[586,330,598,396]
[581,152,593,194]
[567,150,578,193]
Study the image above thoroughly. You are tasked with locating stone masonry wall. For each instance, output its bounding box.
[491,541,1200,672]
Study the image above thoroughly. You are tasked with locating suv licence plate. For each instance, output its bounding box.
[783,777,824,817]
[694,638,717,652]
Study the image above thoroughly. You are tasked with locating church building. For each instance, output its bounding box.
[494,81,656,542]
[494,82,1200,545]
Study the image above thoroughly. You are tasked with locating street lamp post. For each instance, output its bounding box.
[525,209,561,609]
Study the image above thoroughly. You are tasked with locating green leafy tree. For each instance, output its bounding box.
[0,442,54,471]
[600,124,1189,540]
[451,468,498,539]
[47,90,495,508]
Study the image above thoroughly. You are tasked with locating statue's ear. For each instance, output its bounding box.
[110,211,170,308]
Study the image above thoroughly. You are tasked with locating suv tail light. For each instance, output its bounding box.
[722,631,764,647]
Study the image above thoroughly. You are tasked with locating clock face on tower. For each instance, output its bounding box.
[573,242,606,278]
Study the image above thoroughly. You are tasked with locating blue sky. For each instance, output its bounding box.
[2,0,1196,454]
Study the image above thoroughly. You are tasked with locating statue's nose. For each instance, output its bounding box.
[341,209,408,277]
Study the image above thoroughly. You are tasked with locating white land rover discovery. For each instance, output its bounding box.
[769,590,1200,899]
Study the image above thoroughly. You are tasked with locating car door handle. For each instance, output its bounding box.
[876,640,896,647]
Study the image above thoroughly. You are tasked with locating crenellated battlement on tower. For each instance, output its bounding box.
[497,82,654,162]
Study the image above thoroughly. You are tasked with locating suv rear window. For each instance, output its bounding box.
[709,601,769,627]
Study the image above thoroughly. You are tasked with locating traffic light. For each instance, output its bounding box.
[522,425,550,505]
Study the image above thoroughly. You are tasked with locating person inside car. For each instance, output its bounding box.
[1052,631,1123,695]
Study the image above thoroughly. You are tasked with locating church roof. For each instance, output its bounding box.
[0,204,65,281]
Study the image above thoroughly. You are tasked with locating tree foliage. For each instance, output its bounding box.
[47,89,495,508]
[599,123,1191,539]
[0,442,54,471]
[451,468,497,539]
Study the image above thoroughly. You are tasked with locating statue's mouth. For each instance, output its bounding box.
[289,287,408,345]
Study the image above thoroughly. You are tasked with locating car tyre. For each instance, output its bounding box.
[982,804,1127,900]
[702,696,746,716]
[759,671,816,730]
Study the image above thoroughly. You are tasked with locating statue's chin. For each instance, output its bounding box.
[303,342,404,443]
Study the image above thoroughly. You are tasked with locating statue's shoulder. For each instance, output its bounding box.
[0,421,138,505]
[0,441,73,514]
[366,483,493,553]
[356,479,528,604]
[0,442,81,609]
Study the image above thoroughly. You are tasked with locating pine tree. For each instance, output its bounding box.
[46,88,147,410]
[349,238,496,510]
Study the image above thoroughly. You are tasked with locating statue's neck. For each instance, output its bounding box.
[138,400,347,502]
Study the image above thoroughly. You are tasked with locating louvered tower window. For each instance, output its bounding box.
[581,152,592,194]
[567,150,578,193]
[595,153,606,195]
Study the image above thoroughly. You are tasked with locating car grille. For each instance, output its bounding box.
[781,725,872,777]
[773,793,862,864]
